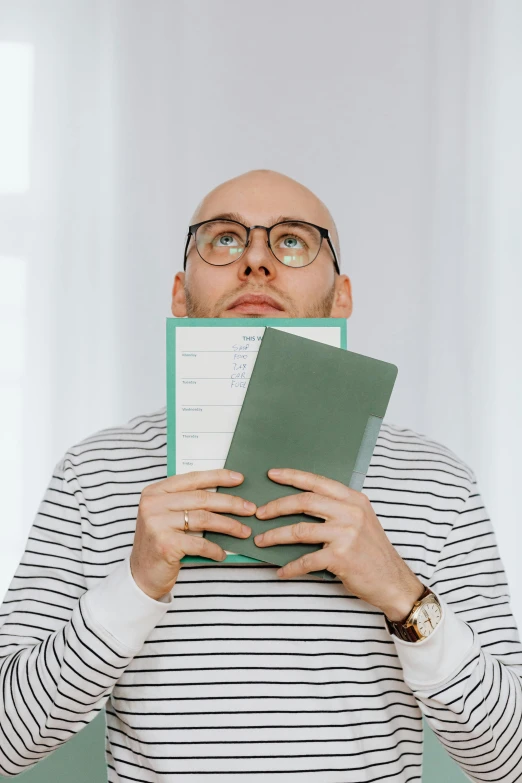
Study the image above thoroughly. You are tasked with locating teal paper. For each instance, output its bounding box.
[166,317,347,565]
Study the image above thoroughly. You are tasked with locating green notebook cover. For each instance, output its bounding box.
[205,327,398,580]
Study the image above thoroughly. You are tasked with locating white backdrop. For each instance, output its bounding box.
[0,0,521,619]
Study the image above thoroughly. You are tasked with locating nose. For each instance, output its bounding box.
[237,226,278,279]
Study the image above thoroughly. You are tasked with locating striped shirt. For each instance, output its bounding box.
[1,406,521,782]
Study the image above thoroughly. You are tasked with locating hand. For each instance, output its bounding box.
[253,468,424,622]
[130,470,256,601]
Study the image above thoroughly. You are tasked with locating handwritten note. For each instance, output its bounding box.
[173,323,343,554]
[176,325,342,474]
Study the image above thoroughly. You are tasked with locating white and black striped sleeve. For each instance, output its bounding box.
[391,472,522,782]
[0,455,171,778]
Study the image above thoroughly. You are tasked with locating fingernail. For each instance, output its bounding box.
[221,552,227,560]
[255,534,264,544]
[230,471,242,480]
[268,469,282,475]
[257,505,266,515]
[242,525,251,535]
[244,500,256,511]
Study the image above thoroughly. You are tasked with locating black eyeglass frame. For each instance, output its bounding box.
[183,218,340,274]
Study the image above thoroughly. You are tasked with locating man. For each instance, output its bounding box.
[0,169,521,782]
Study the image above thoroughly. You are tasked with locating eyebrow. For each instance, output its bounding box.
[205,212,310,225]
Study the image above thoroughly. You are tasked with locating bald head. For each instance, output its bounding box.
[171,168,352,320]
[190,169,341,261]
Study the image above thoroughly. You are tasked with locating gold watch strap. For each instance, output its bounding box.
[385,585,432,642]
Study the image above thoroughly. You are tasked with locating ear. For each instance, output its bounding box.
[330,274,353,319]
[171,271,187,316]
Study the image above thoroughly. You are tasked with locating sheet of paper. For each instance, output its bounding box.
[175,325,341,474]
[174,324,343,553]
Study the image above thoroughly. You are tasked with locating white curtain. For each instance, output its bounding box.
[0,0,520,620]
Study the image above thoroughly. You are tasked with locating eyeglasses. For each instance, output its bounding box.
[183,218,340,274]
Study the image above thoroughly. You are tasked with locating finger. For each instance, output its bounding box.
[175,530,228,562]
[254,521,333,548]
[275,548,334,580]
[179,509,252,539]
[267,468,360,503]
[177,490,256,515]
[145,489,256,517]
[146,469,245,495]
[256,492,346,521]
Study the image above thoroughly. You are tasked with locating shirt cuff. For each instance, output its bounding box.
[83,555,173,653]
[389,593,475,690]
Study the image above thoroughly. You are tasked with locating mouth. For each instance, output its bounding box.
[226,294,285,314]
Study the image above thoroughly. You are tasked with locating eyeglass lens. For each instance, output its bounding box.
[195,220,322,267]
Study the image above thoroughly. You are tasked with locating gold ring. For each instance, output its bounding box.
[183,509,189,532]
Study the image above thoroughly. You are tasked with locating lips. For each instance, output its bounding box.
[226,294,284,311]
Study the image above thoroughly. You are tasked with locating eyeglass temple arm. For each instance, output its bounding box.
[325,234,340,274]
[183,230,192,271]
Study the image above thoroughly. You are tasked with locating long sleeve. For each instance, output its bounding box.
[0,455,172,778]
[391,472,522,782]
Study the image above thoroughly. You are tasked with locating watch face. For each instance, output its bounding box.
[414,600,442,638]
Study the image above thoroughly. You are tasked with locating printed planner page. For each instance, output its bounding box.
[174,323,343,553]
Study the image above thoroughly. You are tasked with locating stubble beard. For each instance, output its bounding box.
[183,281,336,318]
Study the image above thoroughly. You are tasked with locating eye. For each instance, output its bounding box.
[279,235,306,250]
[215,233,240,247]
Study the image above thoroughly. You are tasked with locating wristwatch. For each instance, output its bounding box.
[385,585,442,642]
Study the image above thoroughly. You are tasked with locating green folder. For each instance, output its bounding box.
[167,317,346,567]
[205,327,398,580]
